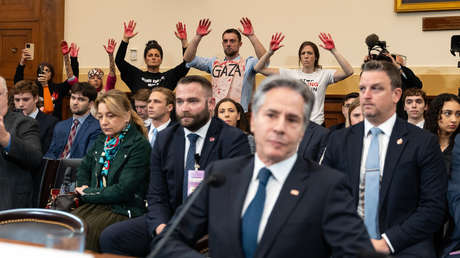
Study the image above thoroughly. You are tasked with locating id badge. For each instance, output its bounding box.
[187,170,205,196]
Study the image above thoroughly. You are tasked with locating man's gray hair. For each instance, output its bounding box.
[0,76,7,93]
[251,75,314,128]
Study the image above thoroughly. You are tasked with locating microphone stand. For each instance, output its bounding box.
[147,176,214,258]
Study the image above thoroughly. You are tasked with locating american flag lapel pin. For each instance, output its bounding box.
[397,138,403,145]
[209,137,215,142]
[290,189,299,196]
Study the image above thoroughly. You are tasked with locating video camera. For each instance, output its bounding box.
[365,33,394,63]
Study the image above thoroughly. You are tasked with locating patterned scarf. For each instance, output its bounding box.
[98,123,130,188]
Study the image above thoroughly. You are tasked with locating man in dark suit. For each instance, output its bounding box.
[99,75,251,257]
[45,82,101,159]
[298,120,329,162]
[12,80,58,153]
[0,76,42,210]
[151,75,373,258]
[146,87,175,148]
[323,61,447,257]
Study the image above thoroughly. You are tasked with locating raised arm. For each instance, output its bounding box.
[238,17,266,59]
[318,33,353,82]
[183,18,211,62]
[61,41,74,79]
[70,42,80,79]
[14,49,31,84]
[254,33,284,76]
[174,22,188,49]
[103,38,117,91]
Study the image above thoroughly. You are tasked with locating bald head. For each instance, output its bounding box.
[0,76,8,116]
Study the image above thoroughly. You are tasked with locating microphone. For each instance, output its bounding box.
[365,33,380,49]
[147,172,226,258]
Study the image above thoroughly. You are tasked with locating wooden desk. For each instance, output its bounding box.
[0,238,133,258]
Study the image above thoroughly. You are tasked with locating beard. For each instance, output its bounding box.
[71,106,89,116]
[176,103,211,131]
[224,48,238,57]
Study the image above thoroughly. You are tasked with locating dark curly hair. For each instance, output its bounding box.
[424,93,460,139]
[214,98,250,133]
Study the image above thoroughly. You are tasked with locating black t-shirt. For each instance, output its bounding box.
[115,41,189,93]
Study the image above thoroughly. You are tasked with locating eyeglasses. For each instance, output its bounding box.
[343,104,351,108]
[441,110,460,118]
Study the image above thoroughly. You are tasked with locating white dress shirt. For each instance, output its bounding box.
[241,152,297,242]
[416,120,424,129]
[28,108,39,119]
[148,119,171,143]
[183,119,212,168]
[359,113,396,252]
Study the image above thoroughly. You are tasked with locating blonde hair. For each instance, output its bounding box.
[95,90,148,138]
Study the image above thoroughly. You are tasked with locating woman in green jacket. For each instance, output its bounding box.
[73,90,150,252]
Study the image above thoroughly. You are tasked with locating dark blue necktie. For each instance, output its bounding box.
[242,167,272,258]
[183,133,199,201]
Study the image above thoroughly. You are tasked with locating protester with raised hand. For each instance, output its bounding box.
[14,41,79,120]
[115,20,189,93]
[255,32,353,125]
[183,17,266,111]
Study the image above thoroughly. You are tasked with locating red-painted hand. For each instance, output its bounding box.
[103,38,117,54]
[270,32,285,52]
[61,41,70,55]
[196,19,211,36]
[70,43,79,57]
[238,17,254,36]
[123,20,139,39]
[319,32,335,50]
[175,22,187,40]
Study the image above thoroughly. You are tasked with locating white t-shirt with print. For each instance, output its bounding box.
[279,68,336,125]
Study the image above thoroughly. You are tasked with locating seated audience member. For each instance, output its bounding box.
[403,88,427,128]
[152,75,373,258]
[446,134,460,256]
[147,87,175,147]
[0,76,42,210]
[323,61,447,256]
[13,80,58,153]
[87,39,117,94]
[45,82,101,159]
[99,75,251,257]
[132,88,151,128]
[73,90,151,252]
[329,92,359,131]
[116,20,189,93]
[184,18,266,111]
[254,32,353,125]
[14,41,79,120]
[425,93,460,174]
[215,97,254,153]
[348,98,364,126]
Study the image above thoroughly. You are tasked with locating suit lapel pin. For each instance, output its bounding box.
[209,137,215,142]
[290,189,299,196]
[397,138,403,145]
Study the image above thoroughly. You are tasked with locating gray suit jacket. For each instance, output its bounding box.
[0,111,42,210]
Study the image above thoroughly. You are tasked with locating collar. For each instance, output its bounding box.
[254,152,297,183]
[28,108,39,119]
[73,112,90,125]
[151,119,171,133]
[184,118,212,139]
[224,55,241,61]
[144,119,152,128]
[364,113,397,137]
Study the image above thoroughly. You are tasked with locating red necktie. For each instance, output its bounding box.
[60,119,80,159]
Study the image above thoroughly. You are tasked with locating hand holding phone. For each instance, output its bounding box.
[25,43,34,60]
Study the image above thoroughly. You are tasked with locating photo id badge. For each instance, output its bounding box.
[187,170,205,196]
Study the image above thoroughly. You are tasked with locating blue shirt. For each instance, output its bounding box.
[186,55,258,112]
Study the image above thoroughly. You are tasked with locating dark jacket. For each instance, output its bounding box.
[76,123,151,218]
[0,111,42,210]
[35,110,58,153]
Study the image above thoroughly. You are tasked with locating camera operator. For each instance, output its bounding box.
[365,34,423,118]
